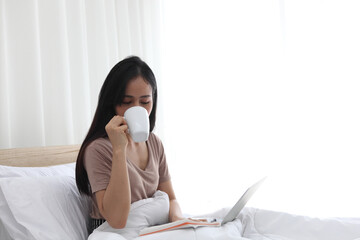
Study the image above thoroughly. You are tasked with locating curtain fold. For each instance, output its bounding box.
[0,0,163,148]
[0,0,10,147]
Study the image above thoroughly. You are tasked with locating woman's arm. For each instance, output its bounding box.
[95,149,131,229]
[95,116,131,229]
[158,180,184,222]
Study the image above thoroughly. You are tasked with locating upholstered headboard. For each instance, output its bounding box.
[0,145,80,167]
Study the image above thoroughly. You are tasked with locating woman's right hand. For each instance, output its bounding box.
[105,115,129,152]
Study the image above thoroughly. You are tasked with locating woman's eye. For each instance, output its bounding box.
[122,101,131,105]
[141,101,150,105]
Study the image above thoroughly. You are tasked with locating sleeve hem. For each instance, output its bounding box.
[91,184,108,194]
[159,176,171,184]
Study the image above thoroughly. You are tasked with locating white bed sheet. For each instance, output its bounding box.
[240,207,360,240]
[138,207,360,240]
[90,196,360,240]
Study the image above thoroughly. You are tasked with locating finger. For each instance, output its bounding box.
[111,115,127,126]
[118,124,128,132]
[189,218,208,222]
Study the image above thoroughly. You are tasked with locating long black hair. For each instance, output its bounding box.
[75,56,158,196]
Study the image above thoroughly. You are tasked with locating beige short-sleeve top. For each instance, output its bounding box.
[84,133,171,219]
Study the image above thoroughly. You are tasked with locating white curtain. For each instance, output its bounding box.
[0,0,164,148]
[162,0,360,218]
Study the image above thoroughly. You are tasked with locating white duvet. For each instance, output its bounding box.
[89,191,360,240]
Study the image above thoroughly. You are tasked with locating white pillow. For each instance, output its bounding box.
[0,188,29,240]
[0,162,78,239]
[0,219,12,240]
[0,162,76,178]
[89,191,170,240]
[0,175,91,240]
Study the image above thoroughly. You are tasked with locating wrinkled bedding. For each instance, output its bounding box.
[89,191,360,240]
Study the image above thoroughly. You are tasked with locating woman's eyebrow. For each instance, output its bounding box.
[124,95,151,98]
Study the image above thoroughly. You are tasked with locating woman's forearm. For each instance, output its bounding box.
[169,199,184,222]
[102,149,131,228]
[157,180,184,222]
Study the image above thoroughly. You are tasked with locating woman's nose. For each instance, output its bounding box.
[132,101,140,107]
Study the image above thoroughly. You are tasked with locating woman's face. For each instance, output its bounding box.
[115,76,153,116]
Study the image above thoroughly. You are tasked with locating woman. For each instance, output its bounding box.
[75,56,183,232]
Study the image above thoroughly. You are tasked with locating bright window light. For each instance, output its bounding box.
[160,0,360,218]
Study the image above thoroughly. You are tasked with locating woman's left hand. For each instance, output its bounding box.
[170,216,186,222]
[171,216,209,223]
[188,218,209,222]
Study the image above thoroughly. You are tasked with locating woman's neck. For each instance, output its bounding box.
[127,139,145,150]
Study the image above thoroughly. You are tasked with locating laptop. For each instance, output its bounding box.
[205,176,266,225]
[139,177,266,236]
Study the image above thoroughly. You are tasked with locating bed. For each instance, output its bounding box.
[1,145,359,240]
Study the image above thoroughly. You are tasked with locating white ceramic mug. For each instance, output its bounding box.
[124,106,150,142]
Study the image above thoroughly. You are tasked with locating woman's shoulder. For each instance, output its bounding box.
[147,132,165,157]
[83,137,112,169]
[148,132,163,145]
[88,137,111,147]
[85,137,112,156]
